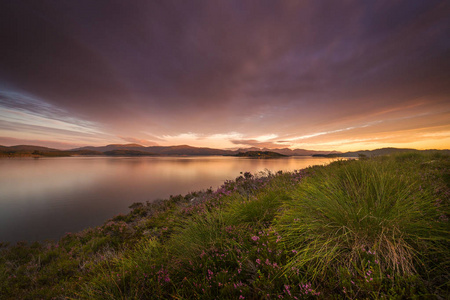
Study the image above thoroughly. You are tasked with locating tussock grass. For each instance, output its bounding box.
[77,238,167,299]
[168,209,233,260]
[226,189,286,225]
[225,174,294,226]
[275,155,449,295]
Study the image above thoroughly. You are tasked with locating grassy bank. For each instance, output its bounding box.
[0,153,448,299]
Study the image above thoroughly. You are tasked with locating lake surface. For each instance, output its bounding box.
[0,156,339,243]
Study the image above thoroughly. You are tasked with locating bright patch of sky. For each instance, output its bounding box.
[253,134,278,141]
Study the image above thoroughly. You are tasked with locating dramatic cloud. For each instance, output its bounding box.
[0,0,449,150]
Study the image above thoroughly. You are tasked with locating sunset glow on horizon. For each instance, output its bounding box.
[0,1,449,151]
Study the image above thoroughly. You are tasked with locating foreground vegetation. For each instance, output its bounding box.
[0,153,448,299]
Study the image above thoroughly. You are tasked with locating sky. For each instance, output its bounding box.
[0,0,449,151]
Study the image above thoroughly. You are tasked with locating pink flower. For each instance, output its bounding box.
[251,236,260,241]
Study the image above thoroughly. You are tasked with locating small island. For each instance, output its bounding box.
[233,151,287,158]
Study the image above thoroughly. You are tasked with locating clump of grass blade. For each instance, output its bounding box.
[167,209,235,261]
[275,158,447,282]
[225,181,292,226]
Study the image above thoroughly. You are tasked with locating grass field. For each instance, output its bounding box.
[0,152,448,299]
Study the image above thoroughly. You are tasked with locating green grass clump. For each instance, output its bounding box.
[77,238,168,299]
[225,173,295,226]
[275,154,449,297]
[168,210,232,261]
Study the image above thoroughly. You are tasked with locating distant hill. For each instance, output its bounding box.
[341,148,418,157]
[237,147,341,156]
[73,143,340,156]
[74,144,145,152]
[234,151,288,158]
[74,144,233,156]
[235,147,339,156]
[72,143,343,156]
[0,145,63,157]
[0,145,103,157]
[3,145,61,152]
[315,147,450,158]
[107,143,144,148]
[2,144,448,158]
[103,150,157,156]
[147,145,232,156]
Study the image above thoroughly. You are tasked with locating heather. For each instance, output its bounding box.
[0,153,448,299]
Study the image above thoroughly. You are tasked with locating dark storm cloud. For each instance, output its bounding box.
[0,0,449,148]
[0,3,131,119]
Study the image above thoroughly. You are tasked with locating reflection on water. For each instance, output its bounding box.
[0,156,338,243]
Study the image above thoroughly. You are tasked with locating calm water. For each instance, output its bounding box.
[0,156,338,243]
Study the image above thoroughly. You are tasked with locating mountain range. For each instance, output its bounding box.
[0,144,448,157]
[72,144,338,156]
